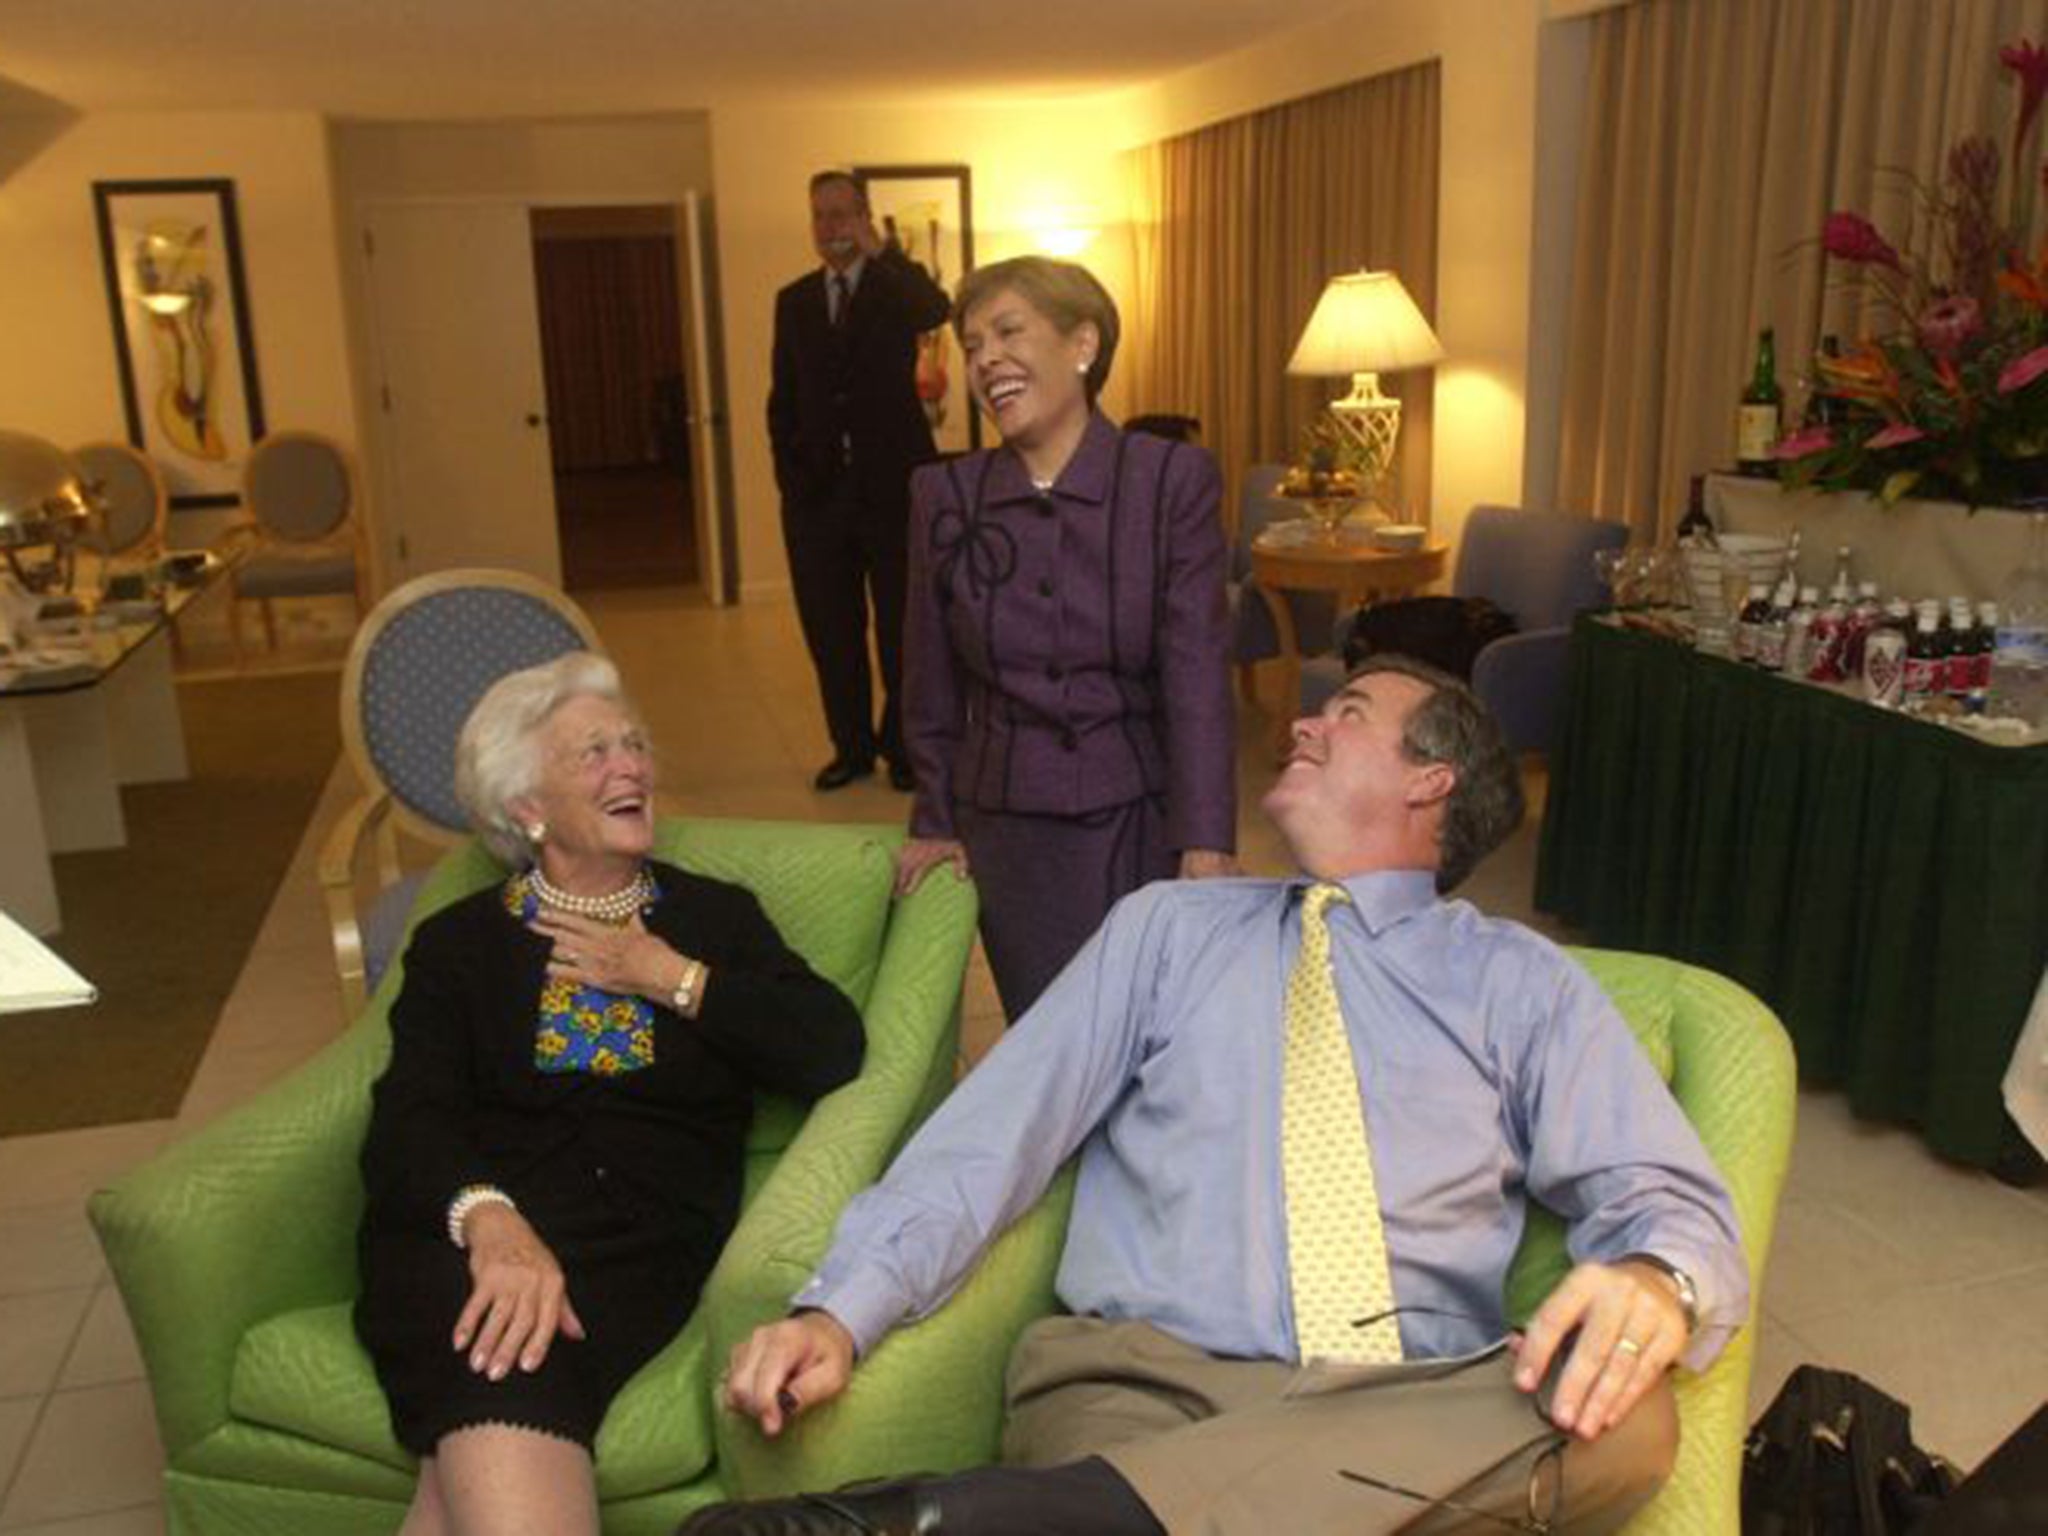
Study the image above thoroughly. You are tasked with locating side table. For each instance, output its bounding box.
[1248,529,1447,748]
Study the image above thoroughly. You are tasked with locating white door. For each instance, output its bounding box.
[361,202,562,584]
[676,193,737,604]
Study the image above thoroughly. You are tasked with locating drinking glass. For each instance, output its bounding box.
[1591,548,1623,608]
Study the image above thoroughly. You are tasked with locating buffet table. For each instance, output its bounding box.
[1535,614,2048,1171]
[0,561,224,936]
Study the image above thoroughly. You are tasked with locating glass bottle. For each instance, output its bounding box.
[1990,512,2048,729]
[1737,328,1783,476]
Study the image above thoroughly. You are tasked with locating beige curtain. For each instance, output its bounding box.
[1560,0,2048,540]
[1125,62,1441,535]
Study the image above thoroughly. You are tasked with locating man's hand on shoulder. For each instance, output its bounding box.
[722,1310,856,1437]
[1512,1258,1689,1442]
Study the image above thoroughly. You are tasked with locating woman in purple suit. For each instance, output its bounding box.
[894,256,1238,1019]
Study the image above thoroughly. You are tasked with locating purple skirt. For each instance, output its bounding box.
[956,795,1175,1021]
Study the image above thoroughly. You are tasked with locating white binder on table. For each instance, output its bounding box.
[0,909,96,1013]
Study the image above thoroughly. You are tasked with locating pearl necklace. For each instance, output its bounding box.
[527,865,654,925]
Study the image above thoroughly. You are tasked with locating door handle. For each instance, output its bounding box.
[525,412,545,428]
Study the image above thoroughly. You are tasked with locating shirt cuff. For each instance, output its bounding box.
[790,1264,907,1360]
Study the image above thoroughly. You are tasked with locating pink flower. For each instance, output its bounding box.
[1822,212,1904,270]
[1999,344,2048,393]
[2002,39,2048,151]
[1866,423,1927,450]
[1916,294,1983,358]
[1774,426,1834,460]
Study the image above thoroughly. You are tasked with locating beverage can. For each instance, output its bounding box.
[1863,627,1906,708]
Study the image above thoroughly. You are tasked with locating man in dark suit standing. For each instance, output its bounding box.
[770,170,952,791]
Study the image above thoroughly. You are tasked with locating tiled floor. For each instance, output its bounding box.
[3,585,2045,1531]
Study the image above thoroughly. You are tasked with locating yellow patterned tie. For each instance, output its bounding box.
[1283,882,1402,1364]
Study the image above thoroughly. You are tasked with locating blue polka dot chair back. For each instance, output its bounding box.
[325,569,601,1016]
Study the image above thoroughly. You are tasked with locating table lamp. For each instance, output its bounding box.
[1285,270,1443,506]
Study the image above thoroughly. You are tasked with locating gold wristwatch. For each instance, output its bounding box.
[670,957,706,1017]
[1630,1253,1700,1336]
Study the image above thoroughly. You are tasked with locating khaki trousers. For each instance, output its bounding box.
[1000,1318,1677,1536]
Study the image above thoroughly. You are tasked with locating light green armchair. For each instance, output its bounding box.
[707,948,1798,1536]
[89,817,978,1536]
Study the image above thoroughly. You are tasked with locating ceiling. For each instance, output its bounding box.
[0,0,1370,119]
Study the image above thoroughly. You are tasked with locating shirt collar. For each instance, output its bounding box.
[982,410,1119,506]
[824,254,867,292]
[1294,869,1438,936]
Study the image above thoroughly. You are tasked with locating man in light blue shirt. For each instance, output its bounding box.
[685,657,1749,1536]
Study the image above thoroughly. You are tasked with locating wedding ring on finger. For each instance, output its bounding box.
[1615,1336,1643,1358]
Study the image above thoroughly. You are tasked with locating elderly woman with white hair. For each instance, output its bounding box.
[353,651,863,1535]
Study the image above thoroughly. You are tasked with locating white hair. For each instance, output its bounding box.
[454,651,636,867]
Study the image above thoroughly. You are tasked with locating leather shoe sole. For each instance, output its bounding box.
[675,1480,943,1534]
[813,757,875,791]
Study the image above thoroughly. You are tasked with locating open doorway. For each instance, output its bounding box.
[531,206,696,591]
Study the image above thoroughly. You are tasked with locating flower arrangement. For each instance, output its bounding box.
[1777,38,2048,508]
[1278,413,1369,500]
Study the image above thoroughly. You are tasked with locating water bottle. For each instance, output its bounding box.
[1990,514,2048,730]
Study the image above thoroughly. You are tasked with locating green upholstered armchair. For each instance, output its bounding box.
[89,817,978,1536]
[708,948,1797,1536]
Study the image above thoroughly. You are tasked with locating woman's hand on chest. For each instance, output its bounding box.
[530,910,693,1006]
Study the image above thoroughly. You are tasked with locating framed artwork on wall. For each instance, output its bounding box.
[92,178,267,510]
[854,163,979,453]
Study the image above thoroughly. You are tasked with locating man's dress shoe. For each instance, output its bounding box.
[813,756,875,791]
[675,1480,944,1534]
[886,758,915,793]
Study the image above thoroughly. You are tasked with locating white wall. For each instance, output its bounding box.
[330,114,712,203]
[327,114,715,588]
[0,111,359,542]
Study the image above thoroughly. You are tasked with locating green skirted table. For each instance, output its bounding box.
[1536,614,2048,1170]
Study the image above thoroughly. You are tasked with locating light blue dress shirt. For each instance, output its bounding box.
[798,871,1748,1373]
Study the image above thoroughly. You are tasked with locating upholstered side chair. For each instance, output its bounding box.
[92,816,979,1535]
[75,440,169,565]
[229,430,367,661]
[1301,504,1629,754]
[709,950,1797,1536]
[321,568,602,1018]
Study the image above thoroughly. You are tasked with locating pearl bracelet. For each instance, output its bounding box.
[446,1184,516,1249]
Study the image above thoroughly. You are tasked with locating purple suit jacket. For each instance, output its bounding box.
[903,414,1236,853]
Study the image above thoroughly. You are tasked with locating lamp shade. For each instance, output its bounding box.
[1285,270,1443,377]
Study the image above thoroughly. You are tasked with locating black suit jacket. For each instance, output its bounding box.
[768,246,951,515]
[358,862,864,1252]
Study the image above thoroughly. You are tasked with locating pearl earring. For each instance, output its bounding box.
[525,821,547,844]
[1076,359,1092,375]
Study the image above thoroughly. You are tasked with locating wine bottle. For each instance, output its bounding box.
[1737,328,1783,476]
[1676,473,1716,545]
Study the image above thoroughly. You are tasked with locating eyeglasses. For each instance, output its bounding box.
[1339,1434,1567,1534]
[1336,1305,1567,1535]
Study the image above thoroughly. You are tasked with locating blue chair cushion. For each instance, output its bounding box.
[358,589,594,831]
[1454,506,1626,627]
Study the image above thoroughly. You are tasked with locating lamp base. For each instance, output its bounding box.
[1326,371,1403,490]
